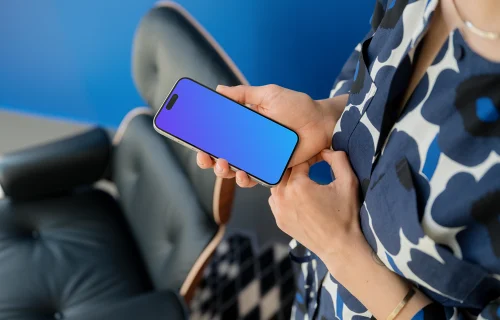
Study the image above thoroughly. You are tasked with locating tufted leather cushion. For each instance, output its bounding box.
[112,112,218,292]
[0,188,153,319]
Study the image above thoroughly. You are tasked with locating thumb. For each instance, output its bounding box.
[321,150,354,182]
[216,85,266,106]
[288,161,311,183]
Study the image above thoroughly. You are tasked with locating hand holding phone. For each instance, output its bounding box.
[196,84,341,188]
[154,78,300,187]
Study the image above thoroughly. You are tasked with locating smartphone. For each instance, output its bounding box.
[153,77,299,187]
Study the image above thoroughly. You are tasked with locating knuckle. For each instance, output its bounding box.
[242,182,253,188]
[273,192,283,203]
[265,84,280,92]
[264,84,284,98]
[294,176,309,189]
[274,214,287,232]
[276,221,286,232]
[346,175,359,189]
[298,91,312,101]
[333,150,347,162]
[268,196,273,207]
[198,162,208,169]
[289,186,301,200]
[237,177,248,187]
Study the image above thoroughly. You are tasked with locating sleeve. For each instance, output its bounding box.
[411,302,453,319]
[410,298,500,319]
[406,298,500,320]
[330,0,387,98]
[329,41,365,98]
[477,299,500,320]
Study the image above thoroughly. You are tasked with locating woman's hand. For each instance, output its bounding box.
[268,149,364,261]
[196,84,347,187]
[270,149,432,319]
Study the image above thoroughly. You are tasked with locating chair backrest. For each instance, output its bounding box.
[112,2,248,301]
[132,1,248,111]
[132,1,249,222]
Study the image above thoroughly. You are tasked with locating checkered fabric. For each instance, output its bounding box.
[190,234,296,320]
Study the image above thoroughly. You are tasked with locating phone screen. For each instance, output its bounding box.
[153,78,299,186]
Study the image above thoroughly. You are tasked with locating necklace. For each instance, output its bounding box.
[453,0,500,40]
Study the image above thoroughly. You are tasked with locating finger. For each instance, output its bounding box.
[235,170,258,188]
[214,158,235,178]
[216,84,279,106]
[197,152,215,169]
[306,152,324,167]
[268,195,286,232]
[321,150,354,182]
[288,161,311,184]
[268,195,278,214]
[276,168,291,194]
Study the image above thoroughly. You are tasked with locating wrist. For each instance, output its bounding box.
[321,233,432,319]
[321,230,371,277]
[317,94,349,149]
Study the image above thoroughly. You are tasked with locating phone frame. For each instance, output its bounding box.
[152,77,299,187]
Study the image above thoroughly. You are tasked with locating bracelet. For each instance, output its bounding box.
[386,286,416,320]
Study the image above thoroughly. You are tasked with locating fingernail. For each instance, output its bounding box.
[236,176,242,184]
[322,149,334,155]
[215,163,223,173]
[216,85,227,91]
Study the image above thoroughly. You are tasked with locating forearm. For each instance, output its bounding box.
[323,235,432,319]
[316,94,432,317]
[317,94,349,142]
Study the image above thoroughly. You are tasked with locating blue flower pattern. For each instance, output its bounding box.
[291,0,500,319]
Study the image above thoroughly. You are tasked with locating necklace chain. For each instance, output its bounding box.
[453,0,499,40]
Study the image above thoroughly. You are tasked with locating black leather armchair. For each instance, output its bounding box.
[0,2,248,319]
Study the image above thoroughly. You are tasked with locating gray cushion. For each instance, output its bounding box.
[113,113,218,291]
[0,189,152,319]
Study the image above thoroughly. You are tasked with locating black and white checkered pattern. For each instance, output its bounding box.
[190,234,295,320]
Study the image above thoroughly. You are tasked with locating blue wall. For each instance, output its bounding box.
[0,1,372,127]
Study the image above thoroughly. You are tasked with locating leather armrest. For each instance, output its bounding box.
[0,128,111,199]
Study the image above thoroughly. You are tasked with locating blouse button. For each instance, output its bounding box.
[455,45,465,62]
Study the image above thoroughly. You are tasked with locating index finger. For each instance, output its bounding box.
[197,151,215,169]
[321,150,353,182]
[216,85,268,106]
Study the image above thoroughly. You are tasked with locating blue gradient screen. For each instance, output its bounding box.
[154,78,299,185]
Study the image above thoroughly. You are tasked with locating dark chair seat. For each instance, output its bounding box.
[0,2,253,319]
[0,188,152,319]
